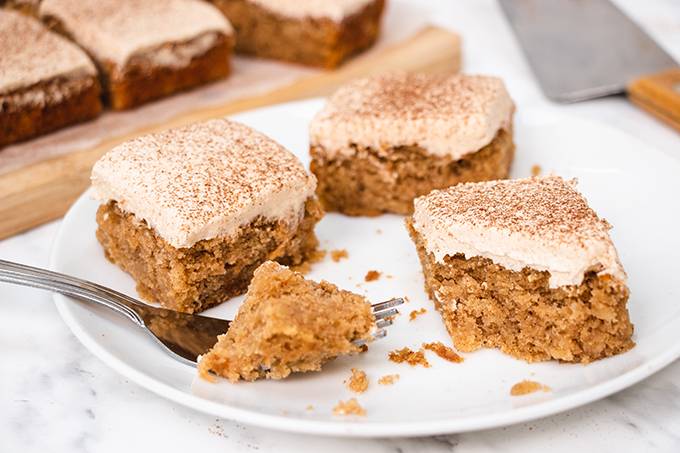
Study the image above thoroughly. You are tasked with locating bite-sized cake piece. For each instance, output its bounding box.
[209,0,384,68]
[310,73,515,216]
[92,119,323,313]
[0,10,101,147]
[198,261,375,382]
[39,0,233,109]
[407,176,634,363]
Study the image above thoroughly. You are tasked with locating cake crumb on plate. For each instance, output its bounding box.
[331,249,349,262]
[510,380,551,396]
[388,347,430,367]
[333,398,366,416]
[347,368,368,393]
[378,374,400,385]
[409,308,427,321]
[291,249,326,274]
[364,270,381,282]
[423,341,464,363]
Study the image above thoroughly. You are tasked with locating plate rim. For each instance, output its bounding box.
[51,98,680,438]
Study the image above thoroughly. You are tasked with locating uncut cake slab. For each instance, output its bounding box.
[50,99,680,437]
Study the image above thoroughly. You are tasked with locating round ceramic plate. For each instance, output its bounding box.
[52,99,680,437]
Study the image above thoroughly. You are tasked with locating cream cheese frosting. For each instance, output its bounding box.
[247,0,374,21]
[411,176,626,288]
[39,0,232,67]
[309,73,514,160]
[91,119,317,249]
[0,10,96,95]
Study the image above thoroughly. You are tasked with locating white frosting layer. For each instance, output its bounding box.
[248,0,374,21]
[39,0,232,67]
[91,119,316,249]
[411,177,626,288]
[310,73,514,160]
[0,10,96,95]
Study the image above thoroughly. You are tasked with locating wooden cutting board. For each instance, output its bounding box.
[0,26,461,240]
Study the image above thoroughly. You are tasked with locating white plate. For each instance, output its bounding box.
[51,99,680,438]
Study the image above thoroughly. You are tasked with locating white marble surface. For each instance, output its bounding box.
[1,1,679,451]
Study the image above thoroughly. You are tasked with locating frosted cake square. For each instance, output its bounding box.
[92,119,323,313]
[0,10,101,146]
[209,0,384,68]
[309,73,515,216]
[407,176,634,363]
[39,0,233,109]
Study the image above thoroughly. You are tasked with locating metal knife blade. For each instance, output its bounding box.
[498,0,678,102]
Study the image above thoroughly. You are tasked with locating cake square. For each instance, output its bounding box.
[407,176,634,363]
[91,118,323,313]
[39,0,234,109]
[209,0,384,68]
[198,261,374,382]
[0,10,101,147]
[309,73,516,216]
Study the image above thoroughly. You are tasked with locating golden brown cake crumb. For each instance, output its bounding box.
[333,398,366,416]
[388,347,430,368]
[306,404,314,411]
[409,308,427,321]
[422,341,464,363]
[347,368,369,393]
[531,164,542,176]
[364,270,381,282]
[331,249,349,262]
[198,261,374,382]
[291,249,327,274]
[510,380,551,396]
[378,374,400,385]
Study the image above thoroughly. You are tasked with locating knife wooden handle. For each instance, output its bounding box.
[627,68,680,132]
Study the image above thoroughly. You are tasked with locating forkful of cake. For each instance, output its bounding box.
[0,259,403,380]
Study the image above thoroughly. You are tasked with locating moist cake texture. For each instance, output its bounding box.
[198,261,375,382]
[40,0,233,109]
[209,0,383,68]
[408,176,634,363]
[0,10,101,146]
[309,73,515,215]
[92,118,322,313]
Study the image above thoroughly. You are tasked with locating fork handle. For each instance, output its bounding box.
[0,259,145,327]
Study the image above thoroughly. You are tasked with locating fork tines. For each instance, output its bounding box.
[354,297,405,346]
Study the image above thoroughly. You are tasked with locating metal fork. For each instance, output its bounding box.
[0,259,403,367]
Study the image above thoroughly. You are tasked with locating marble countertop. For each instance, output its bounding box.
[1,1,679,452]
